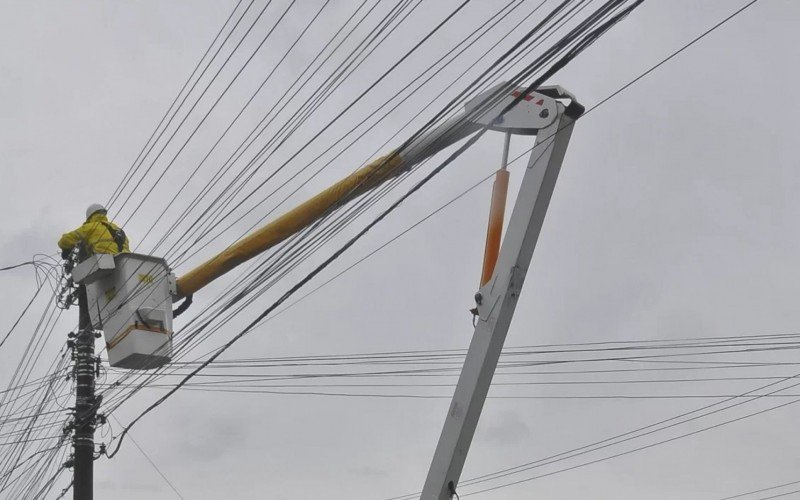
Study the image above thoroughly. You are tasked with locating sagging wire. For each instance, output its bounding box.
[102,0,646,459]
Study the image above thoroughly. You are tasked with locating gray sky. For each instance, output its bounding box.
[2,1,800,499]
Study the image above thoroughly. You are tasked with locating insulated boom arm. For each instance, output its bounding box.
[174,84,582,302]
[79,84,580,374]
[174,113,480,298]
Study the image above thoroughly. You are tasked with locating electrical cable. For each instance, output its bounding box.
[105,0,247,211]
[0,262,36,272]
[720,479,800,500]
[111,414,185,499]
[108,0,261,215]
[114,0,284,223]
[92,0,552,414]
[103,0,645,458]
[98,0,648,422]
[162,0,469,266]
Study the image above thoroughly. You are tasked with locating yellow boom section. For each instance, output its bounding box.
[176,153,405,297]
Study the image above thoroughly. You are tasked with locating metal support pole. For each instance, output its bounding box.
[73,284,95,500]
[421,107,576,499]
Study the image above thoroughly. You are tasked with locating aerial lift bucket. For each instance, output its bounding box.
[73,253,175,369]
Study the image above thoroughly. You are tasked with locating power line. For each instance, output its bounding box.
[93,0,545,415]
[462,396,800,497]
[379,0,772,496]
[94,0,604,402]
[64,2,771,497]
[108,0,261,215]
[114,0,283,222]
[758,489,800,500]
[141,0,379,255]
[103,0,644,458]
[163,0,470,266]
[111,415,185,499]
[0,261,36,272]
[207,0,766,356]
[720,479,800,500]
[105,0,247,211]
[151,0,602,376]
[587,0,761,115]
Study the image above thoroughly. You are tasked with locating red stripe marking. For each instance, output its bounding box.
[511,90,533,101]
[511,90,544,106]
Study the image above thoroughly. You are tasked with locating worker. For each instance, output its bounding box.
[58,203,130,259]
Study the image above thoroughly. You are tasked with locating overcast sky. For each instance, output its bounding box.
[2,1,800,499]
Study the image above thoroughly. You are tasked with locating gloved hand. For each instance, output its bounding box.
[61,248,72,259]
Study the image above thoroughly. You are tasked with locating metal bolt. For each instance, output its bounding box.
[539,108,549,118]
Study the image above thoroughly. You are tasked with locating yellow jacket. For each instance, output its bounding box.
[58,213,130,255]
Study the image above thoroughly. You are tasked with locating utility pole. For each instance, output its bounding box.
[71,284,96,500]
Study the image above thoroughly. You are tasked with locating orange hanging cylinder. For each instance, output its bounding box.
[480,168,509,286]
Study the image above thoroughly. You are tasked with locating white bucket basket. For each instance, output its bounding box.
[79,253,175,369]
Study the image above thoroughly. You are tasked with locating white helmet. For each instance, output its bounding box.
[86,203,107,219]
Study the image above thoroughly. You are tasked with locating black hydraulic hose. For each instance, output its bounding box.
[172,295,193,318]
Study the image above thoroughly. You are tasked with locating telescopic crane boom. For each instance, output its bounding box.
[70,82,581,381]
[174,112,479,299]
[70,82,581,500]
[174,83,581,299]
[421,85,580,500]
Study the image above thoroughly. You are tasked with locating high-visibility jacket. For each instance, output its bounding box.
[58,213,130,255]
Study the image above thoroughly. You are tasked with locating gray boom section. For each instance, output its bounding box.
[400,113,480,167]
[420,105,575,499]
